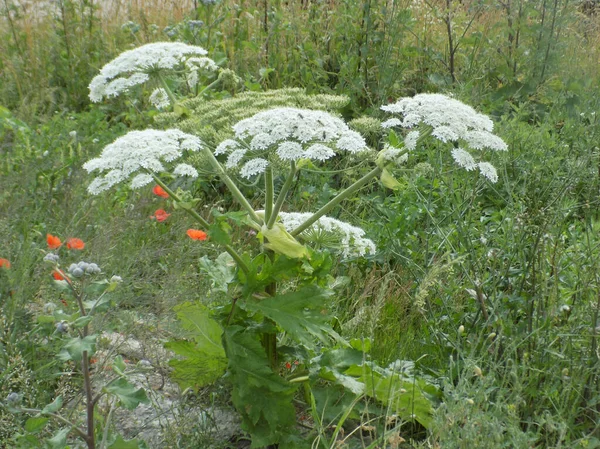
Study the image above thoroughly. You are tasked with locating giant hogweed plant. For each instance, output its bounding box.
[78,44,507,448]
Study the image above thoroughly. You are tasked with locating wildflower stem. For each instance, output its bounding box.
[197,77,220,97]
[156,72,178,106]
[267,161,297,229]
[264,166,274,227]
[200,148,263,225]
[149,173,250,274]
[291,166,382,237]
[19,407,88,441]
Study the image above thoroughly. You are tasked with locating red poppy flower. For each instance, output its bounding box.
[47,234,62,249]
[0,258,11,269]
[285,362,292,370]
[151,209,171,222]
[60,299,68,306]
[152,185,169,198]
[186,229,208,241]
[53,270,66,281]
[66,238,85,250]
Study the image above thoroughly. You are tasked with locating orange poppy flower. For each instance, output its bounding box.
[0,258,11,269]
[52,270,66,280]
[153,185,169,198]
[47,234,62,249]
[151,209,171,222]
[66,238,85,250]
[186,229,208,241]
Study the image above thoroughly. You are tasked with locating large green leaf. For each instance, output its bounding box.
[242,285,342,348]
[108,435,145,449]
[198,252,235,294]
[224,326,299,448]
[57,335,96,362]
[165,302,227,390]
[24,417,49,433]
[104,378,148,410]
[46,428,70,449]
[41,396,63,414]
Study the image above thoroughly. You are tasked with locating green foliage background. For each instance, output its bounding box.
[2,0,600,447]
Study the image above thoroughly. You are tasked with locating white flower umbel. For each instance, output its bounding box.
[279,212,376,258]
[149,88,171,110]
[173,163,199,178]
[89,42,213,102]
[186,57,219,88]
[381,93,507,182]
[83,129,202,194]
[218,107,368,179]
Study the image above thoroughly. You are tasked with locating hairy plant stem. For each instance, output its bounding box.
[150,173,250,275]
[156,72,178,106]
[200,148,263,225]
[197,77,221,97]
[267,162,296,229]
[291,166,382,236]
[264,166,274,227]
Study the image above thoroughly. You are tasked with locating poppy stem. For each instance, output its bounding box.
[149,173,250,275]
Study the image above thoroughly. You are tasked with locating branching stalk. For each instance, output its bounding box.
[264,166,274,227]
[267,161,297,229]
[150,173,250,274]
[291,166,382,236]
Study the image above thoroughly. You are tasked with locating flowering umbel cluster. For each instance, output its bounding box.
[88,42,217,102]
[278,212,376,258]
[381,93,507,182]
[215,108,368,179]
[83,129,202,194]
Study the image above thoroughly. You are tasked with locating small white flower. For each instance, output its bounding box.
[381,144,408,165]
[130,173,154,189]
[304,144,335,161]
[382,94,505,182]
[149,88,170,110]
[240,158,269,179]
[404,130,420,151]
[220,107,367,177]
[69,131,77,139]
[214,139,241,156]
[278,212,376,258]
[89,42,213,102]
[276,141,305,161]
[226,149,247,168]
[478,162,498,183]
[84,129,203,194]
[173,163,199,177]
[451,148,477,171]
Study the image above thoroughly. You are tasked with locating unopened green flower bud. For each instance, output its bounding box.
[488,332,497,339]
[72,267,84,277]
[56,321,69,333]
[458,325,465,335]
[474,366,483,377]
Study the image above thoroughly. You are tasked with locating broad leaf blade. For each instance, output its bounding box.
[165,302,227,390]
[104,378,148,410]
[242,286,342,348]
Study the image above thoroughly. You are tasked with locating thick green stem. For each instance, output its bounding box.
[267,162,296,229]
[197,77,221,97]
[150,174,250,274]
[291,166,382,236]
[200,148,263,225]
[156,72,178,107]
[264,166,274,227]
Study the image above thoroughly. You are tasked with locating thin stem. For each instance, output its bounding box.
[19,407,88,441]
[156,72,178,106]
[291,166,382,237]
[267,161,296,229]
[82,352,95,449]
[150,173,250,274]
[99,399,115,449]
[264,166,274,227]
[200,148,263,225]
[197,77,221,97]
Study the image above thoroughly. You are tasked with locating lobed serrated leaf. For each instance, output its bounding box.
[104,378,148,410]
